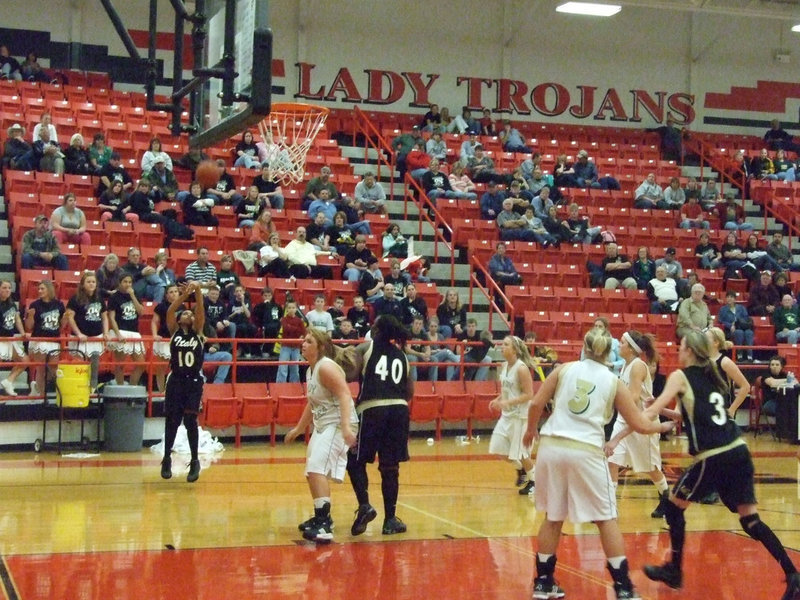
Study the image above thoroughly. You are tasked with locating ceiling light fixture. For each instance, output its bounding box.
[556,2,621,17]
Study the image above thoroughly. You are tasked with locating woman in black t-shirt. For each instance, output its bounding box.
[233,130,260,169]
[436,289,467,339]
[107,273,145,385]
[24,280,65,397]
[0,279,27,396]
[65,271,109,389]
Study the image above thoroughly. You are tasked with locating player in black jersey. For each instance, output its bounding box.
[161,282,205,483]
[151,284,182,392]
[346,315,414,536]
[645,331,800,599]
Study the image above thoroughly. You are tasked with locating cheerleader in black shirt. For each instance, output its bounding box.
[107,274,145,385]
[65,271,109,390]
[24,280,65,396]
[0,279,28,396]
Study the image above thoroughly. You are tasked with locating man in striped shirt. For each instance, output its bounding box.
[184,247,217,289]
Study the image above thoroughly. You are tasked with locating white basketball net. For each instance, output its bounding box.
[256,103,329,186]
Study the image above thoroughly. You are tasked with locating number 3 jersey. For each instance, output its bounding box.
[357,338,409,408]
[169,329,204,378]
[678,365,740,456]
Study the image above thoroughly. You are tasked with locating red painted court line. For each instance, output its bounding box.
[4,532,797,600]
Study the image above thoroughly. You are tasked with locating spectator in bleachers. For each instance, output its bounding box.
[400,282,428,325]
[21,215,68,270]
[25,280,65,396]
[480,180,505,219]
[248,208,276,251]
[384,259,411,298]
[216,254,240,301]
[498,198,537,242]
[152,251,177,297]
[766,148,796,181]
[728,150,753,199]
[646,114,684,162]
[526,165,554,198]
[347,295,371,337]
[662,177,685,209]
[421,158,460,204]
[655,247,690,297]
[458,108,479,134]
[20,52,48,83]
[764,119,800,154]
[122,247,164,301]
[699,177,721,210]
[750,148,774,180]
[467,144,501,184]
[233,130,260,169]
[229,285,258,357]
[308,187,338,226]
[64,133,91,176]
[327,296,346,333]
[437,289,467,338]
[184,246,218,289]
[88,133,112,173]
[774,293,800,344]
[426,131,447,162]
[141,137,173,174]
[50,193,90,246]
[96,253,122,300]
[647,265,679,314]
[542,205,573,245]
[252,162,285,209]
[276,298,305,383]
[334,194,371,235]
[176,142,209,177]
[206,159,243,208]
[354,171,387,214]
[204,284,234,351]
[0,45,22,80]
[32,112,58,144]
[718,191,753,231]
[717,290,755,361]
[420,104,441,132]
[0,279,27,396]
[426,316,459,381]
[679,194,708,229]
[457,318,493,381]
[505,180,531,213]
[510,168,536,201]
[302,165,338,211]
[773,271,794,300]
[392,126,422,179]
[520,152,541,183]
[695,231,722,268]
[684,175,701,199]
[744,233,783,273]
[499,120,531,153]
[632,246,657,290]
[236,186,263,228]
[258,231,291,278]
[437,107,455,134]
[343,235,376,282]
[767,232,799,271]
[307,211,333,252]
[553,153,575,188]
[748,270,780,317]
[406,140,431,180]
[96,152,132,197]
[64,271,109,391]
[145,157,179,202]
[676,283,713,339]
[602,242,636,290]
[571,150,600,189]
[460,132,480,163]
[720,231,755,279]
[203,337,233,384]
[374,283,404,321]
[383,223,409,258]
[285,226,334,279]
[448,161,478,199]
[634,173,664,209]
[489,242,522,287]
[564,202,602,244]
[404,315,430,381]
[327,211,356,255]
[480,108,497,136]
[532,186,555,219]
[127,180,164,224]
[522,206,558,248]
[32,126,64,175]
[181,181,218,227]
[252,286,282,356]
[107,273,146,385]
[306,294,334,333]
[358,255,385,303]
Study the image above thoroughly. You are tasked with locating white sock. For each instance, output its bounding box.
[526,468,536,482]
[654,475,668,494]
[313,497,330,509]
[608,555,626,569]
[537,553,553,562]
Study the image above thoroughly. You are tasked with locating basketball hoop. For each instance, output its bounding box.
[256,102,329,186]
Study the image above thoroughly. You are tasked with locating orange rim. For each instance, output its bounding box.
[268,102,330,117]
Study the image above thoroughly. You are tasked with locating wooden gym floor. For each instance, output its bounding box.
[0,433,798,600]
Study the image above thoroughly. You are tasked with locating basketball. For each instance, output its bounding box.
[195,160,220,190]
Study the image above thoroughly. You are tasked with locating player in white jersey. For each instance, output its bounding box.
[605,330,675,518]
[286,327,358,544]
[523,327,672,600]
[488,335,537,495]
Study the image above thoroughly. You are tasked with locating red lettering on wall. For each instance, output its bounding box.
[364,69,405,105]
[593,89,629,121]
[402,72,440,108]
[569,86,597,119]
[630,90,666,123]
[530,83,569,117]
[667,93,696,125]
[495,79,531,114]
[294,62,324,100]
[457,77,493,110]
[324,68,363,103]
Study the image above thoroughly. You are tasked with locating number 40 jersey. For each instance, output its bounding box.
[357,338,409,405]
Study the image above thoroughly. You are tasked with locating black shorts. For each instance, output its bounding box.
[673,443,756,512]
[350,404,410,466]
[165,374,204,418]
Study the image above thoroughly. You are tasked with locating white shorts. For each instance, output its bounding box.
[109,330,145,356]
[28,340,60,356]
[534,436,617,523]
[0,340,26,361]
[607,419,662,473]
[304,424,354,483]
[69,336,106,357]
[488,414,531,461]
[153,341,171,360]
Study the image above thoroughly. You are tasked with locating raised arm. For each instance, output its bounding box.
[166,282,197,336]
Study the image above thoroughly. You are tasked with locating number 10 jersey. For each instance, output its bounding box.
[169,329,205,378]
